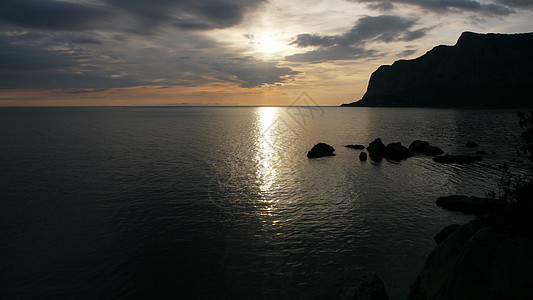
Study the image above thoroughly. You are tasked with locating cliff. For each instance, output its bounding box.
[342,32,533,108]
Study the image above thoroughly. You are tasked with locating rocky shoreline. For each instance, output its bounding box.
[346,196,533,300]
[306,134,532,299]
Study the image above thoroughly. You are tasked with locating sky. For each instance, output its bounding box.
[0,0,532,106]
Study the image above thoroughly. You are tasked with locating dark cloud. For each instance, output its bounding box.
[0,28,300,90]
[0,37,143,89]
[0,38,80,71]
[494,0,533,8]
[347,0,515,16]
[288,34,337,48]
[287,15,427,63]
[290,15,426,48]
[104,0,267,33]
[285,46,379,63]
[397,49,417,57]
[62,36,103,45]
[0,0,266,35]
[367,2,396,10]
[0,0,280,91]
[0,0,108,31]
[400,28,430,41]
[214,57,301,87]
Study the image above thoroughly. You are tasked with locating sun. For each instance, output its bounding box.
[256,34,282,53]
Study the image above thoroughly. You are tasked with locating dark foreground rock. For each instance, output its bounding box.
[466,141,479,148]
[475,150,487,155]
[353,273,389,300]
[307,143,335,158]
[433,155,482,164]
[319,272,389,299]
[434,224,461,245]
[436,195,505,215]
[408,215,533,300]
[345,144,366,150]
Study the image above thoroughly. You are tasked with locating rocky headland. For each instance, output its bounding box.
[341,32,533,108]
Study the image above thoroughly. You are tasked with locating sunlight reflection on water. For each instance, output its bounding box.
[255,107,279,194]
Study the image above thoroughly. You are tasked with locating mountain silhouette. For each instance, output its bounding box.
[342,32,533,108]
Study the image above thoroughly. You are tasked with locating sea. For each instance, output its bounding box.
[1,106,531,299]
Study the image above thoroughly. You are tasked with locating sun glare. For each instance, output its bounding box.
[256,34,282,53]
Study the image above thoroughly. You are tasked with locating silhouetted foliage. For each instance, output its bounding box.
[486,112,533,234]
[518,111,533,159]
[490,163,533,207]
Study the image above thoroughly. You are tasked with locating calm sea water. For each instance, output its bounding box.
[0,107,530,299]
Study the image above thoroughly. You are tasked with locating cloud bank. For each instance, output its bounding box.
[0,0,531,101]
[286,15,429,63]
[347,0,516,15]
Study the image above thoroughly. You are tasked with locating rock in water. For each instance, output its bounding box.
[345,144,366,150]
[420,145,444,156]
[433,155,482,164]
[359,152,367,161]
[367,138,386,157]
[466,141,479,148]
[383,142,414,160]
[409,140,444,156]
[409,140,430,152]
[436,195,505,215]
[307,143,335,158]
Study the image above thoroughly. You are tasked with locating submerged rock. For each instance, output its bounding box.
[408,216,533,300]
[433,155,482,164]
[367,138,386,157]
[436,195,505,215]
[345,144,366,150]
[307,143,335,158]
[359,152,368,161]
